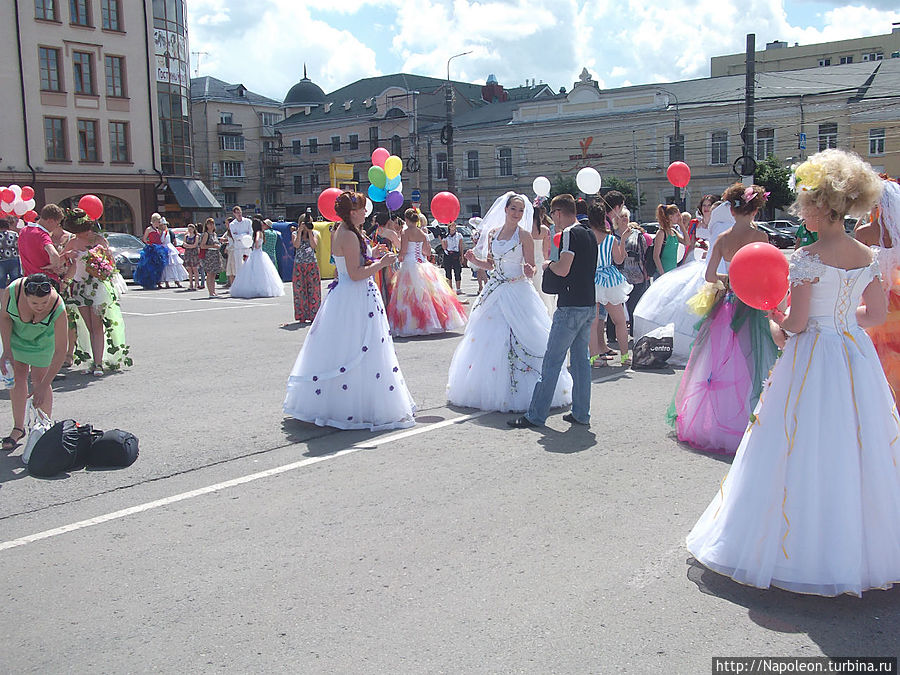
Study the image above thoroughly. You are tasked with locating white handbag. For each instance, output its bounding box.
[22,398,53,465]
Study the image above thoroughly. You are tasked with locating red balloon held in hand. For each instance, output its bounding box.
[666,161,691,188]
[729,242,789,310]
[78,194,104,220]
[553,232,562,248]
[317,187,343,222]
[431,191,460,224]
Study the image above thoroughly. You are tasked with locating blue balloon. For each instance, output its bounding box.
[385,174,401,191]
[367,184,387,202]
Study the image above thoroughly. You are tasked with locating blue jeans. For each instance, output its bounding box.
[526,305,595,425]
[0,258,21,288]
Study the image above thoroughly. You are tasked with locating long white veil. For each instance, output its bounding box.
[473,191,534,259]
[874,180,900,292]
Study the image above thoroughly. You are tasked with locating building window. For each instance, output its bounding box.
[436,152,447,180]
[35,0,58,21]
[310,174,319,192]
[293,175,303,194]
[498,147,512,177]
[260,112,280,126]
[368,126,378,153]
[104,55,125,97]
[466,150,479,179]
[109,121,129,162]
[70,0,90,26]
[869,128,885,156]
[291,140,302,155]
[44,116,67,160]
[331,135,341,152]
[391,135,402,157]
[72,51,94,94]
[862,52,883,62]
[818,123,837,151]
[219,112,233,124]
[77,119,99,161]
[668,134,684,163]
[839,55,853,65]
[223,190,238,207]
[349,134,359,150]
[756,128,775,159]
[220,161,244,178]
[818,58,831,67]
[710,131,728,165]
[218,135,244,151]
[39,47,62,92]
[308,138,318,154]
[101,0,120,30]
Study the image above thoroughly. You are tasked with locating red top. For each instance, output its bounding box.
[17,225,59,281]
[147,229,162,245]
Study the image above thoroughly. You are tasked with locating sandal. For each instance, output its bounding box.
[589,355,608,368]
[91,365,103,377]
[2,427,25,451]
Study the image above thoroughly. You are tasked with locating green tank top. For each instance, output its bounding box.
[6,279,64,367]
[660,232,679,273]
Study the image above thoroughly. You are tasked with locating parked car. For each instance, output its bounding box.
[755,222,796,249]
[768,219,799,236]
[105,232,143,279]
[168,227,187,255]
[640,222,659,235]
[429,223,474,266]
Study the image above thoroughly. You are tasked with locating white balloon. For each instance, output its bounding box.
[13,200,28,216]
[395,180,403,195]
[576,167,602,195]
[0,201,13,213]
[24,198,35,211]
[532,176,551,198]
[9,185,21,198]
[365,197,373,217]
[17,219,25,229]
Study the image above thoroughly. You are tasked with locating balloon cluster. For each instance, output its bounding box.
[368,148,404,212]
[0,185,37,226]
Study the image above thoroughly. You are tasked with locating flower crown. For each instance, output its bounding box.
[533,196,546,208]
[731,187,770,208]
[63,207,94,228]
[789,161,825,193]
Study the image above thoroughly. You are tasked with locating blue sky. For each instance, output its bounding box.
[187,0,899,102]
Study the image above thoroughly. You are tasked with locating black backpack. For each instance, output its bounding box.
[27,421,99,477]
[643,233,658,278]
[86,429,139,468]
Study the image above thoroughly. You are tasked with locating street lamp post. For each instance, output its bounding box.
[657,88,682,209]
[445,51,471,195]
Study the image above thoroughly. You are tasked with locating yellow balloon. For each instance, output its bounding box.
[384,155,402,180]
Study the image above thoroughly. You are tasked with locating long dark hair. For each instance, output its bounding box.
[252,217,264,245]
[334,191,367,256]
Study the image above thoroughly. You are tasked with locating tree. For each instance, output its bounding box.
[549,174,578,199]
[754,154,795,216]
[602,176,644,214]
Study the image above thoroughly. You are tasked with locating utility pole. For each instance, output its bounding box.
[658,87,681,208]
[191,51,209,77]
[444,51,471,196]
[742,33,756,182]
[427,137,434,206]
[632,130,642,221]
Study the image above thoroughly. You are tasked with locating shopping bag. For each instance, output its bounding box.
[21,398,53,465]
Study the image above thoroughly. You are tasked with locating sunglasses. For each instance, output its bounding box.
[550,208,562,215]
[24,280,52,296]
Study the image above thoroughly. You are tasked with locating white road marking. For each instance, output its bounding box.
[0,410,489,553]
[122,303,276,316]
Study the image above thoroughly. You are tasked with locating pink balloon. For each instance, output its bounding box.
[371,147,389,168]
[20,186,34,201]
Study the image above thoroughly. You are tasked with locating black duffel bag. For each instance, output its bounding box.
[86,429,139,468]
[27,421,98,478]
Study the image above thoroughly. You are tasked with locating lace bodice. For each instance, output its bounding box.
[404,241,426,263]
[490,228,524,280]
[788,249,881,333]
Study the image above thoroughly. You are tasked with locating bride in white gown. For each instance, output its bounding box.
[447,192,572,412]
[687,149,900,596]
[284,191,415,430]
[230,218,285,299]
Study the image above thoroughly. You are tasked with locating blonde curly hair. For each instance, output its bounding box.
[790,149,883,221]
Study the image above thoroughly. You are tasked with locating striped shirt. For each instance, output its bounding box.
[594,234,627,287]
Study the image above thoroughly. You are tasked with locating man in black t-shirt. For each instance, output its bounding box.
[510,194,598,428]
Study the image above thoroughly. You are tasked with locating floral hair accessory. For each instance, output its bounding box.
[789,161,825,193]
[64,207,94,229]
[533,196,546,208]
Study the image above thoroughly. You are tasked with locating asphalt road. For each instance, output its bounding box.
[1,273,897,674]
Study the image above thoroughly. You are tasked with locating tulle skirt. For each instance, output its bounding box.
[633,259,706,366]
[230,249,286,298]
[668,292,777,454]
[868,287,900,410]
[386,259,467,337]
[160,243,188,282]
[284,275,416,431]
[133,244,167,289]
[595,280,632,306]
[687,323,900,596]
[447,276,572,412]
[67,275,131,370]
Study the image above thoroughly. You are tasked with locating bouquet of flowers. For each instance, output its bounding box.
[84,244,116,281]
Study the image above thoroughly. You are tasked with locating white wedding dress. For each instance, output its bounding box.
[687,249,900,596]
[230,244,285,298]
[447,228,573,412]
[532,235,555,315]
[283,255,416,431]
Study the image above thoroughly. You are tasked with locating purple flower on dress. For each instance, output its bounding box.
[389,385,394,391]
[327,279,339,291]
[315,389,321,395]
[340,367,345,373]
[347,416,353,421]
[312,376,318,381]
[376,373,380,379]
[368,312,374,318]
[362,346,368,352]
[342,384,348,390]
[392,366,398,372]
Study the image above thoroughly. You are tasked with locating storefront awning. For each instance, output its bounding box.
[167,178,221,210]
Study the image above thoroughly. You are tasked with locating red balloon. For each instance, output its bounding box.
[0,188,13,203]
[431,191,460,224]
[23,210,38,223]
[729,242,789,310]
[21,186,34,201]
[317,187,343,222]
[666,161,691,188]
[78,194,104,220]
[553,232,562,248]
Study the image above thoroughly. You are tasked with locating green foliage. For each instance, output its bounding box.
[549,174,578,199]
[602,177,644,212]
[754,154,795,213]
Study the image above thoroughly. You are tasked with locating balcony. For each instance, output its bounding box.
[217,122,242,134]
[219,175,247,187]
